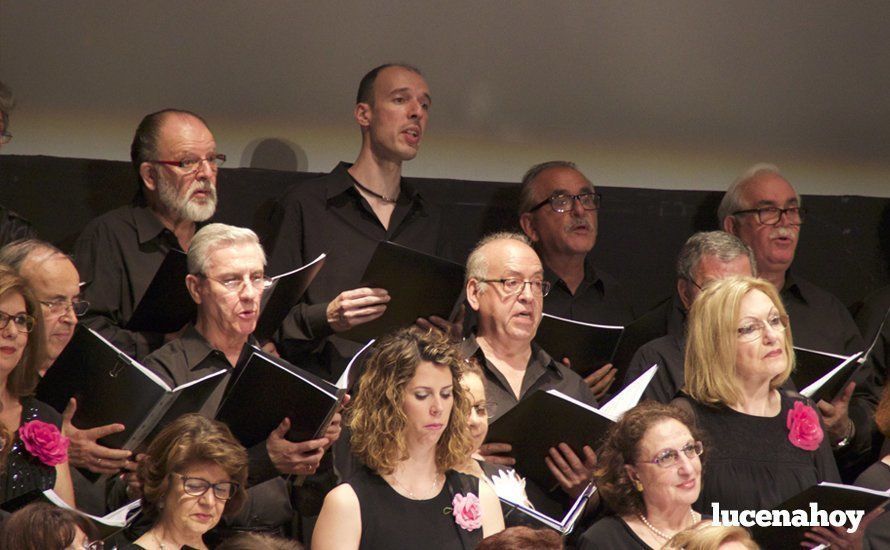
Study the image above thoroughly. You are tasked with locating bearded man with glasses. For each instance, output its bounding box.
[518,161,634,400]
[73,109,223,361]
[719,163,878,481]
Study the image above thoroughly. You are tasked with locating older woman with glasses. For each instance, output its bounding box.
[0,266,75,508]
[675,276,839,514]
[125,414,247,550]
[578,402,705,549]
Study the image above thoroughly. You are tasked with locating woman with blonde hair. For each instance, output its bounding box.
[0,265,74,507]
[313,327,504,549]
[675,276,838,514]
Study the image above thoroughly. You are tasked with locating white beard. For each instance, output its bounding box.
[158,176,217,222]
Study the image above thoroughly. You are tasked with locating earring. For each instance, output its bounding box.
[632,479,643,492]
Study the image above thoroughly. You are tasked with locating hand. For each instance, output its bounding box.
[323,394,350,450]
[416,305,465,343]
[261,341,280,357]
[477,442,515,467]
[817,381,855,442]
[266,417,330,475]
[545,443,597,499]
[62,398,132,474]
[581,362,617,402]
[802,506,885,548]
[120,453,147,501]
[327,288,390,333]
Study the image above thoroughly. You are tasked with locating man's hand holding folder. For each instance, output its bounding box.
[326,287,390,332]
[62,397,132,475]
[266,417,330,475]
[478,440,598,500]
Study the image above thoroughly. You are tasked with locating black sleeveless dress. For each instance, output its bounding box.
[348,466,483,550]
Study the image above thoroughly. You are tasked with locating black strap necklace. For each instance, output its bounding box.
[353,180,398,203]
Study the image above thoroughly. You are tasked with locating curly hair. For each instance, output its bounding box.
[0,265,45,398]
[594,401,704,517]
[684,275,794,406]
[348,327,475,475]
[138,414,248,524]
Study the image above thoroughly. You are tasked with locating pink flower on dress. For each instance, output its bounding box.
[786,401,823,451]
[19,420,69,466]
[451,492,482,531]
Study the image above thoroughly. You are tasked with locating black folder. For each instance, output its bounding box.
[125,249,194,333]
[37,325,226,452]
[0,489,141,540]
[750,482,889,548]
[497,479,595,535]
[345,241,465,342]
[216,349,346,448]
[534,313,623,377]
[792,348,864,403]
[254,253,326,343]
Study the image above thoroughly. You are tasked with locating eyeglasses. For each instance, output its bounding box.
[479,278,551,297]
[737,313,788,342]
[173,473,239,501]
[40,298,90,317]
[201,273,273,293]
[470,401,497,419]
[731,206,804,226]
[0,311,36,333]
[0,132,11,145]
[529,192,602,213]
[151,154,227,175]
[640,441,703,468]
[72,541,104,550]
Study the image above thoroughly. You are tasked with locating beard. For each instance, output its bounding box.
[158,175,218,222]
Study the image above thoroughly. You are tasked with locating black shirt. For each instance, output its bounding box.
[142,325,294,533]
[267,162,449,379]
[781,272,864,355]
[624,333,685,404]
[578,515,653,550]
[72,202,187,360]
[542,256,635,326]
[0,204,36,246]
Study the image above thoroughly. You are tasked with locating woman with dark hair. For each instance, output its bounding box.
[1,501,100,550]
[578,402,705,549]
[675,276,839,514]
[313,327,504,549]
[0,265,75,507]
[125,414,248,550]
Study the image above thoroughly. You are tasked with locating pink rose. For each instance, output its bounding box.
[451,492,482,531]
[19,420,69,467]
[786,401,823,451]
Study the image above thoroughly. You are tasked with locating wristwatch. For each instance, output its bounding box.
[833,418,855,449]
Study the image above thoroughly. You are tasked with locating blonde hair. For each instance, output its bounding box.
[684,276,794,406]
[348,327,475,475]
[667,524,759,550]
[0,265,45,398]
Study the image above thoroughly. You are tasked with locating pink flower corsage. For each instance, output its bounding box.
[786,401,823,451]
[449,492,482,531]
[19,420,69,466]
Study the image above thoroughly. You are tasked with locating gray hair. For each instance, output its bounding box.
[518,160,586,214]
[0,239,68,272]
[0,80,14,130]
[676,231,757,282]
[717,163,802,225]
[187,224,265,275]
[465,231,531,285]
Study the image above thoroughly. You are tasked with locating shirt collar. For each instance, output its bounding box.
[324,161,423,205]
[462,333,564,379]
[543,254,603,292]
[178,324,256,372]
[781,270,807,304]
[131,203,170,245]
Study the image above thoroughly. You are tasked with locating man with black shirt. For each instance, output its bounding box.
[73,109,223,360]
[518,161,634,399]
[268,64,452,380]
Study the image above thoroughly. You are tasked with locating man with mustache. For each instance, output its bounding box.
[73,109,222,360]
[518,161,634,399]
[720,163,877,478]
[267,64,453,380]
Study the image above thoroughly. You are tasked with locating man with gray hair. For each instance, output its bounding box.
[73,108,224,360]
[0,80,37,245]
[124,223,340,537]
[719,164,875,478]
[463,232,598,509]
[621,231,755,403]
[517,161,634,400]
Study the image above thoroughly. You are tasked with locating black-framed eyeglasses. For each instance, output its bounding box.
[0,311,36,333]
[737,313,789,342]
[529,192,602,213]
[479,278,551,297]
[173,473,239,501]
[470,401,498,419]
[639,441,703,468]
[731,206,804,226]
[199,273,273,293]
[40,298,90,317]
[151,154,227,174]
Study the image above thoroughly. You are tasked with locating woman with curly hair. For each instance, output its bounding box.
[313,327,504,549]
[124,414,248,550]
[578,402,706,549]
